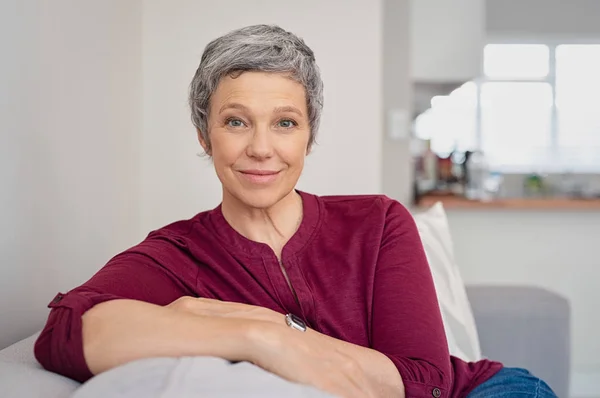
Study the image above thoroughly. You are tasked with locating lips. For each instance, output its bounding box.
[237,169,280,184]
[239,170,279,176]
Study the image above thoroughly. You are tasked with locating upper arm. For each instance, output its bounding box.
[34,237,195,382]
[73,250,192,305]
[371,199,452,397]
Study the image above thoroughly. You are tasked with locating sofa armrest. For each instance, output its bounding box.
[0,333,80,398]
[0,333,40,366]
[466,285,570,398]
[0,360,80,398]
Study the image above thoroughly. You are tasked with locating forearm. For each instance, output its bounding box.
[247,320,405,398]
[308,329,405,397]
[82,299,259,375]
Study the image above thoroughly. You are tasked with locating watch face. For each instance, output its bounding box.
[286,313,307,331]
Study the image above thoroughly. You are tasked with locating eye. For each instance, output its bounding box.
[277,119,298,128]
[226,118,246,128]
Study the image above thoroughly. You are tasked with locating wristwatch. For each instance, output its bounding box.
[285,313,307,332]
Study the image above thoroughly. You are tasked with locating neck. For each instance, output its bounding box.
[220,189,303,256]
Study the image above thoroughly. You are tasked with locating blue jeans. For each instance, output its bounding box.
[467,367,557,397]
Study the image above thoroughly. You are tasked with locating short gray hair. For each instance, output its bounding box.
[189,25,324,152]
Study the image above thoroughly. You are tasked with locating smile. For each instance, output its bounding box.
[237,170,281,184]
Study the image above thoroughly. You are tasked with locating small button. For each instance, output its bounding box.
[432,387,442,398]
[48,293,65,307]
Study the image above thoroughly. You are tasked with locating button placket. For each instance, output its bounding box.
[266,252,302,316]
[280,255,311,323]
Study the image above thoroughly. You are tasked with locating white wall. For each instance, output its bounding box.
[382,0,412,205]
[0,0,143,349]
[140,0,383,232]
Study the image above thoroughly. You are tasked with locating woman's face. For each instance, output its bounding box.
[201,71,311,209]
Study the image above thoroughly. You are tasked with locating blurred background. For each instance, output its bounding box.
[0,0,598,396]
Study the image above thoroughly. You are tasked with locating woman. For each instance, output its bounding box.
[35,25,556,398]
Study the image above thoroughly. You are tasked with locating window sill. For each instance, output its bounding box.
[416,195,600,210]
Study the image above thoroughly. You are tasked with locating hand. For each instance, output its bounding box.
[250,324,379,398]
[166,296,284,325]
[166,297,380,397]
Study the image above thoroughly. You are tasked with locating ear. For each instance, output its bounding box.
[197,128,211,156]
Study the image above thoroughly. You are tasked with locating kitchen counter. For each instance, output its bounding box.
[417,195,600,210]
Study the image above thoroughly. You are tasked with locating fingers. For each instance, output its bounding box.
[250,332,377,398]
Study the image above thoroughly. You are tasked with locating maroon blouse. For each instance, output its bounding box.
[34,191,502,397]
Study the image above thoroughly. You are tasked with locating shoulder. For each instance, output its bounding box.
[115,210,219,274]
[147,209,214,239]
[317,193,412,222]
[131,210,218,261]
[306,193,416,243]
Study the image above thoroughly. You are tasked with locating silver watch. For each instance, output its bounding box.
[285,313,307,332]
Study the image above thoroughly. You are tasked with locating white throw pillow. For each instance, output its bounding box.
[413,202,483,363]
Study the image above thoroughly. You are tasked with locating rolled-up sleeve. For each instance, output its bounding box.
[34,237,195,382]
[371,199,452,397]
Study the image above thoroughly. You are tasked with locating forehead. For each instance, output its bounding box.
[211,71,307,112]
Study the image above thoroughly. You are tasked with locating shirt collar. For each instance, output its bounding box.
[207,190,321,259]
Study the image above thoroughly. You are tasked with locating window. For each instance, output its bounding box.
[415,43,600,172]
[414,82,477,155]
[480,81,553,167]
[484,44,549,79]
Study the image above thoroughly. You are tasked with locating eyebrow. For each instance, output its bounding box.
[219,103,249,114]
[273,106,304,117]
[218,103,304,117]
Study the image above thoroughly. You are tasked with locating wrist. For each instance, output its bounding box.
[245,317,287,365]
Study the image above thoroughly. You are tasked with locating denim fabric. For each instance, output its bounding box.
[467,367,558,398]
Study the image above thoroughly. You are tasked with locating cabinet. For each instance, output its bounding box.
[410,0,485,82]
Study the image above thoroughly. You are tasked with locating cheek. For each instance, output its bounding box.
[210,133,243,166]
[280,131,310,163]
[283,144,307,170]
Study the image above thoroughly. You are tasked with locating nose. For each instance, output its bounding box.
[246,124,274,159]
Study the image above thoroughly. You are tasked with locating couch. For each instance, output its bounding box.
[0,203,571,397]
[0,285,571,397]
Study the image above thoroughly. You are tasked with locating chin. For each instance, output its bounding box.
[234,188,291,209]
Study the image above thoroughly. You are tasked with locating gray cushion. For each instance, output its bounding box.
[73,356,333,398]
[0,333,40,366]
[466,285,570,398]
[0,360,79,398]
[0,333,80,398]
